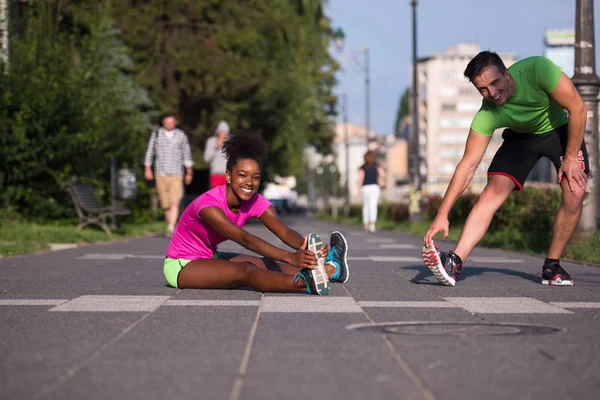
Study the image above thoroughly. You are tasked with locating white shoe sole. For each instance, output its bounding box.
[541,279,574,286]
[422,244,455,287]
[308,234,330,295]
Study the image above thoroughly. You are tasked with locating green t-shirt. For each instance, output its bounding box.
[470,56,568,136]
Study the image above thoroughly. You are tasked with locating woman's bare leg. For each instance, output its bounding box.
[230,254,336,277]
[177,254,330,292]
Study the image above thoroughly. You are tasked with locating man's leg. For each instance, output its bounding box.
[547,179,585,259]
[454,174,515,261]
[155,176,171,231]
[166,176,184,234]
[166,204,179,228]
[422,175,515,287]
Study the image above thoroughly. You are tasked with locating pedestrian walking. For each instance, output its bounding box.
[357,150,386,233]
[144,112,194,237]
[423,52,588,287]
[163,129,350,295]
[204,120,230,188]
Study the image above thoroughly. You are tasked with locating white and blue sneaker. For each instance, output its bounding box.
[300,233,330,295]
[326,231,349,283]
[293,268,329,295]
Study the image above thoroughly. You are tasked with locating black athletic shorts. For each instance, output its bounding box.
[488,124,589,191]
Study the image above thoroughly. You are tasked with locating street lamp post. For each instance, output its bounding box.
[329,165,338,219]
[364,46,371,147]
[573,0,600,232]
[332,29,354,217]
[408,0,423,223]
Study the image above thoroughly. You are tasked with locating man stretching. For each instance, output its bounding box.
[423,51,588,287]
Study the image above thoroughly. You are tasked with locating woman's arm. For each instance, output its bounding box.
[356,168,365,192]
[259,206,304,248]
[199,206,317,268]
[259,206,329,258]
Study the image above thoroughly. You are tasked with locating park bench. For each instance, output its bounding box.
[64,182,131,236]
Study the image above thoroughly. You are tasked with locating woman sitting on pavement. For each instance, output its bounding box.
[163,129,349,295]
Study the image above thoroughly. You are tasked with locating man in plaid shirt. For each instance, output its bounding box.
[144,112,194,236]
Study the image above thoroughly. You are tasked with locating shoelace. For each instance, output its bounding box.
[325,245,338,263]
[293,271,305,285]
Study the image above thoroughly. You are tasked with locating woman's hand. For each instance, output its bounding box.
[290,236,319,269]
[300,234,329,259]
[289,235,328,269]
[320,243,329,258]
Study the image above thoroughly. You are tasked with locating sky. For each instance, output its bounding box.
[325,0,600,136]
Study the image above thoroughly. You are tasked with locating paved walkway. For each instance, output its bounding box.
[1,216,599,399]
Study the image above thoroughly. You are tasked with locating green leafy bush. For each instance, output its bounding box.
[0,3,153,220]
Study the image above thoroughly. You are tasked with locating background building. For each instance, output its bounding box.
[544,29,575,77]
[333,122,369,203]
[414,43,517,195]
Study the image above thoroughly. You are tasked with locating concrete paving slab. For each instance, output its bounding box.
[49,295,169,312]
[444,297,572,314]
[261,296,361,313]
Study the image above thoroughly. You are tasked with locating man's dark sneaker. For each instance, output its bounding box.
[293,268,330,295]
[542,260,573,286]
[422,241,463,287]
[326,231,349,283]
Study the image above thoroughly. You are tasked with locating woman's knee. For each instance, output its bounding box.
[232,262,260,285]
[230,255,267,270]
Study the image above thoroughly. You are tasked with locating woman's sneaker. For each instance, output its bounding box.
[305,233,330,295]
[293,268,330,295]
[326,231,349,283]
[541,260,573,286]
[422,241,463,286]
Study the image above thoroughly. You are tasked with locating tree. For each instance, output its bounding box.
[0,1,153,218]
[110,0,339,177]
[394,87,409,134]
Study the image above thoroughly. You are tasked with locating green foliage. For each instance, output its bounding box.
[394,88,409,133]
[380,201,409,222]
[1,1,342,222]
[419,187,560,253]
[483,186,561,253]
[0,2,153,219]
[110,0,339,178]
[564,231,600,264]
[0,220,165,257]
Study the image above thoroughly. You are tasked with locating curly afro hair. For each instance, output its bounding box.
[222,129,269,172]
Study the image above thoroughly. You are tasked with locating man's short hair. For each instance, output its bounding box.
[161,111,177,120]
[464,51,507,82]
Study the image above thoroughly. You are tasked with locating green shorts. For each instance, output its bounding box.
[163,252,220,288]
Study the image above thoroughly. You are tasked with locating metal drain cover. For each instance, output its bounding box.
[347,322,563,337]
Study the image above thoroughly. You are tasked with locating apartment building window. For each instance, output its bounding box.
[458,87,477,96]
[441,71,463,81]
[439,147,463,158]
[457,102,481,112]
[440,162,457,174]
[440,117,472,129]
[439,133,467,144]
[441,103,456,111]
[440,87,458,97]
